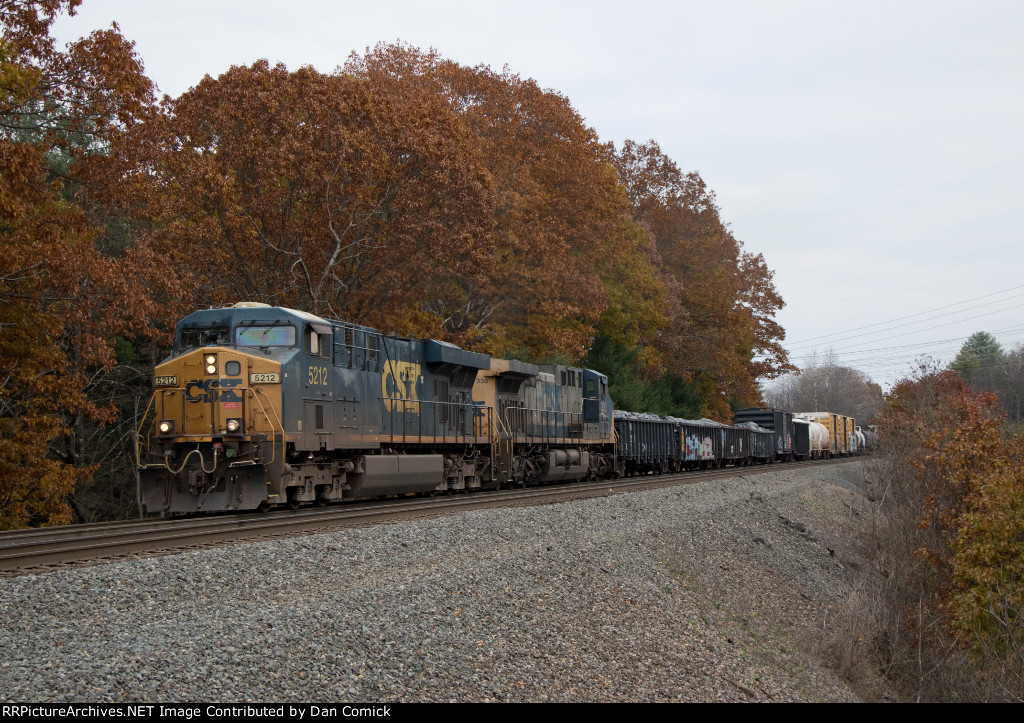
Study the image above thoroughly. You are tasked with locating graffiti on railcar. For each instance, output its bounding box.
[685,433,715,460]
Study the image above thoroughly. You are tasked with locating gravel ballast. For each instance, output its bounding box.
[0,461,871,702]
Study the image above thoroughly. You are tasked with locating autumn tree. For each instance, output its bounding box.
[840,368,1024,700]
[101,58,495,335]
[0,0,171,527]
[107,43,668,364]
[344,45,666,360]
[609,139,792,419]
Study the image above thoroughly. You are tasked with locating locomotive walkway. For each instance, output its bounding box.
[1,458,856,573]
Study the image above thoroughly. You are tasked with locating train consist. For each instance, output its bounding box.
[136,304,869,514]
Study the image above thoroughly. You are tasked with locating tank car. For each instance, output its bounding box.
[795,412,860,456]
[857,425,877,453]
[792,415,830,459]
[136,304,615,514]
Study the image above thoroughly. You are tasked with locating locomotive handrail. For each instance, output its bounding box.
[380,396,489,446]
[493,409,510,439]
[135,392,158,467]
[502,405,584,445]
[249,387,284,466]
[163,446,219,476]
[472,404,501,442]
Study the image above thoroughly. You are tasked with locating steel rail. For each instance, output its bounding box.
[0,457,861,572]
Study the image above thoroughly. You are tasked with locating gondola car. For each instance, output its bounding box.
[734,407,795,460]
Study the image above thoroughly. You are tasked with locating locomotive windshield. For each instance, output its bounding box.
[235,324,296,347]
[178,326,230,349]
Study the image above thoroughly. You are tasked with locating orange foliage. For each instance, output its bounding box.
[611,140,792,418]
[107,44,667,363]
[0,0,176,527]
[326,45,659,360]
[880,370,1024,680]
[104,58,494,333]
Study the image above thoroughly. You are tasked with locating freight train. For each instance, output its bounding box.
[136,304,865,514]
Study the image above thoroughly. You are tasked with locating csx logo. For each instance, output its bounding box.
[381,359,420,412]
[185,378,243,403]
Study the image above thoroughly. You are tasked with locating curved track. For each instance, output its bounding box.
[0,457,861,574]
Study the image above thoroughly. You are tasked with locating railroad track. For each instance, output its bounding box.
[0,457,861,574]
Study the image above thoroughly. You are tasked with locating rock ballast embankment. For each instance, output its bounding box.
[0,461,869,702]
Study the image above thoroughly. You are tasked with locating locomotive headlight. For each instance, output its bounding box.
[226,418,241,433]
[205,354,217,375]
[205,354,217,365]
[158,420,174,434]
[206,364,217,374]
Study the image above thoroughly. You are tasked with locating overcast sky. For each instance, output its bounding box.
[53,0,1024,388]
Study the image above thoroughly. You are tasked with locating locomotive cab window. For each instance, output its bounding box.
[235,325,296,348]
[179,326,229,349]
[308,327,331,358]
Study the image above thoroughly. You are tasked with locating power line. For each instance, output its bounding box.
[794,241,1024,296]
[786,284,1024,349]
[789,305,1024,356]
[815,326,1024,361]
[762,325,1024,392]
